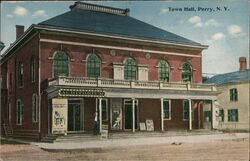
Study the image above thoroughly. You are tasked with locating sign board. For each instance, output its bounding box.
[212,102,220,129]
[146,119,154,131]
[139,122,146,131]
[59,88,105,97]
[52,98,68,134]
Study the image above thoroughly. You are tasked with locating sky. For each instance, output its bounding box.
[0,0,249,76]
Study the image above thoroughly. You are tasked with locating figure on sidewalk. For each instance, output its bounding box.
[93,111,99,135]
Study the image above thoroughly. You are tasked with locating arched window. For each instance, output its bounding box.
[87,54,101,77]
[30,56,35,82]
[124,57,137,80]
[53,51,69,77]
[158,60,170,81]
[182,63,192,82]
[32,94,39,123]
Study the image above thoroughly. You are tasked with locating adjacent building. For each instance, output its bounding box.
[1,2,218,140]
[205,57,249,131]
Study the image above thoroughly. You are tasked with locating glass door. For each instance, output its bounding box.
[124,99,138,130]
[68,100,83,132]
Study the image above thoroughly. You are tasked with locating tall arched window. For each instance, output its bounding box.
[53,51,69,77]
[30,56,35,82]
[158,60,170,81]
[87,54,101,77]
[182,63,192,82]
[124,57,137,80]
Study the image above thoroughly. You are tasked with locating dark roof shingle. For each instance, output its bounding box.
[38,8,202,47]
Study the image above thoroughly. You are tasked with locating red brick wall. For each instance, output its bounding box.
[40,34,203,83]
[138,99,161,131]
[3,36,40,136]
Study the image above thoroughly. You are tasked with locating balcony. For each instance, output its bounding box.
[48,76,216,92]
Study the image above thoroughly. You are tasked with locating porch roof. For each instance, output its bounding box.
[46,86,218,100]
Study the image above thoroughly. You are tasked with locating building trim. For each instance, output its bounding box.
[40,38,202,58]
[36,25,207,50]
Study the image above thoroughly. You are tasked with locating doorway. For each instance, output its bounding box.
[124,99,138,130]
[68,99,84,132]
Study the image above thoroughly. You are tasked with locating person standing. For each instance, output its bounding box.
[93,111,99,135]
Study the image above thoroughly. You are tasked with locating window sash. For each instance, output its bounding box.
[228,109,238,122]
[16,100,24,125]
[183,100,189,120]
[159,60,169,81]
[182,63,192,82]
[18,63,24,87]
[32,94,39,122]
[230,88,238,101]
[163,100,171,119]
[87,54,101,78]
[53,51,69,77]
[124,58,137,80]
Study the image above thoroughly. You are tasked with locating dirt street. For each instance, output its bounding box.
[0,138,249,161]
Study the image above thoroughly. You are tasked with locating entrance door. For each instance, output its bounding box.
[68,100,83,132]
[124,99,138,130]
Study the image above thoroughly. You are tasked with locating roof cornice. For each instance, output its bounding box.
[36,25,208,50]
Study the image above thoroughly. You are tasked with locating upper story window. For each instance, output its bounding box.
[182,63,192,82]
[18,62,24,88]
[230,88,238,101]
[53,51,69,77]
[16,99,24,125]
[124,57,137,80]
[158,60,170,82]
[30,56,35,82]
[9,73,12,93]
[87,54,101,78]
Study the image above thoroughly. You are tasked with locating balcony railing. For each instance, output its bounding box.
[48,76,216,92]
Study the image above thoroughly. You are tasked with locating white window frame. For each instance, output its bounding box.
[163,99,171,120]
[16,99,24,125]
[96,98,108,121]
[32,93,39,123]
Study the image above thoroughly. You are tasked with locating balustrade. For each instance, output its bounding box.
[48,76,216,92]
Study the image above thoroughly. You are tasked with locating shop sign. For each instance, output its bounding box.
[52,98,67,134]
[59,88,105,97]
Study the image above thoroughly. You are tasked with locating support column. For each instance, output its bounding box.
[160,98,164,131]
[189,99,192,131]
[132,98,135,133]
[99,98,102,133]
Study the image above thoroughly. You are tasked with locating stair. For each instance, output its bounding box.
[41,134,100,143]
[2,123,13,137]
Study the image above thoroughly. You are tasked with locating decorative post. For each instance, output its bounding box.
[161,98,164,131]
[132,98,135,133]
[189,99,192,131]
[99,98,102,133]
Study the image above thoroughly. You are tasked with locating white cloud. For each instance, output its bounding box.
[159,8,169,15]
[205,19,219,27]
[32,10,48,17]
[188,16,201,24]
[188,16,220,28]
[228,25,242,37]
[6,14,13,18]
[13,6,28,16]
[212,32,225,41]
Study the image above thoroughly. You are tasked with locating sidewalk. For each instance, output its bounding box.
[28,132,249,151]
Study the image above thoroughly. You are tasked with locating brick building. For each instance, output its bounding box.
[1,2,218,140]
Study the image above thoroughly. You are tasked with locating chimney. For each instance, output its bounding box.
[16,25,24,40]
[239,57,247,71]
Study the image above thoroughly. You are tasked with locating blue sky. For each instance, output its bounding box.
[1,0,248,75]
